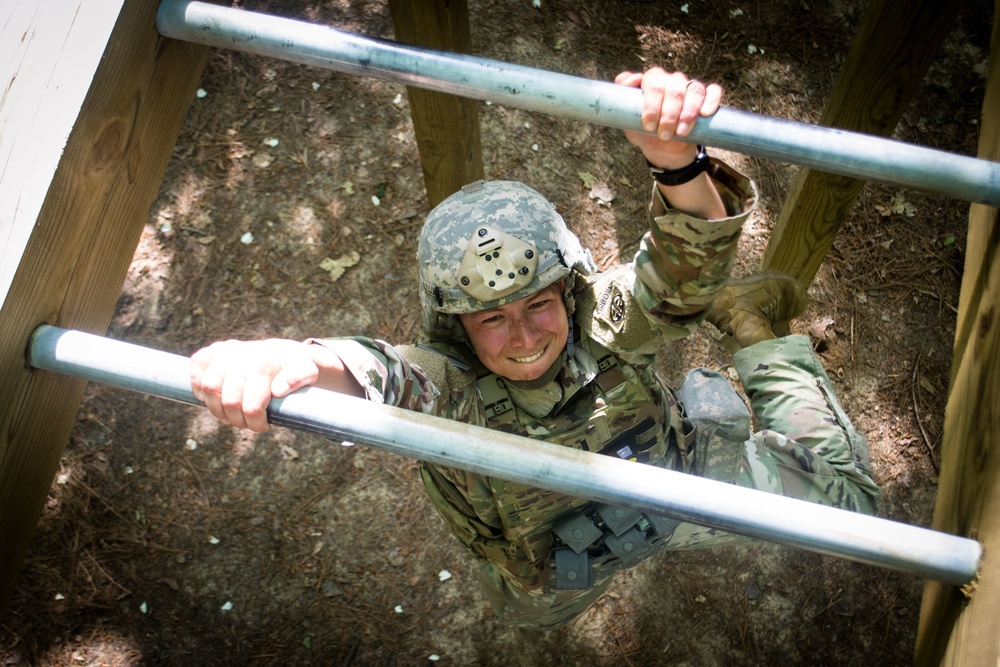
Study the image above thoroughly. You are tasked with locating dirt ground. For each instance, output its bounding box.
[2,0,994,665]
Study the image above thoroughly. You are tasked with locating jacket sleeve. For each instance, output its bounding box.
[577,160,757,364]
[632,159,756,326]
[307,337,474,419]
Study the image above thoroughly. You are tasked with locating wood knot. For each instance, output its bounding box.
[90,119,128,172]
[979,305,994,341]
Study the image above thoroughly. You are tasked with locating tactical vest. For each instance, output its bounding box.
[473,335,699,591]
[416,335,750,593]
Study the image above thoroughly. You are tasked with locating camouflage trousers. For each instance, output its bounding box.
[481,334,880,630]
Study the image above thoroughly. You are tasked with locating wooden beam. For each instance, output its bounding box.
[915,2,1000,664]
[0,0,125,304]
[760,0,962,285]
[387,0,484,207]
[0,0,209,614]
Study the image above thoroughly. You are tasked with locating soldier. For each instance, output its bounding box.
[190,67,880,629]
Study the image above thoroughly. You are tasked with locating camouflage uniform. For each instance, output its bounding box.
[315,161,880,629]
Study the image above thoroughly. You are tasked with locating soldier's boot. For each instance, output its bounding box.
[704,273,808,352]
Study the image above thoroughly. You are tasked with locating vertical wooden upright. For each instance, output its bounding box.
[387,0,484,207]
[760,0,962,285]
[915,3,1000,664]
[0,0,208,614]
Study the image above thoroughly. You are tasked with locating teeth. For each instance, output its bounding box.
[513,350,544,364]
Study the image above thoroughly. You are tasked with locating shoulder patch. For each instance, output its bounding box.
[575,266,659,356]
[594,279,628,332]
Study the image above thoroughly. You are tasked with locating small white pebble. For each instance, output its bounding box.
[124,466,134,475]
[54,593,65,601]
[394,605,404,613]
[139,602,148,614]
[730,8,744,17]
[532,0,540,7]
[371,195,381,207]
[221,601,233,611]
[159,221,173,235]
[429,655,441,662]
[680,3,690,13]
[240,232,254,244]
[393,93,403,105]
[196,88,208,99]
[312,82,320,91]
[531,144,539,151]
[438,570,453,582]
[264,137,279,147]
[184,438,198,451]
[56,473,70,485]
[208,536,221,545]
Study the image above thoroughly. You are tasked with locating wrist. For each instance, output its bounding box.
[645,144,699,170]
[647,145,711,187]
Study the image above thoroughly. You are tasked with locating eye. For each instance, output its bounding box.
[528,298,552,310]
[478,313,503,325]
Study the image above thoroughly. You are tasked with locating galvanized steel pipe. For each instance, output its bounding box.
[155,0,1000,207]
[29,325,982,586]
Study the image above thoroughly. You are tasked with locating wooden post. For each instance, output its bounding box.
[760,0,962,285]
[387,0,484,208]
[915,3,1000,664]
[0,0,209,614]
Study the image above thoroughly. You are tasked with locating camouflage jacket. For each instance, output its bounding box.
[318,161,754,593]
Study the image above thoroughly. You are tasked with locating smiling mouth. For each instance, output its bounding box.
[511,348,546,364]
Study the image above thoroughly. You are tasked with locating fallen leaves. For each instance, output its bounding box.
[319,251,361,282]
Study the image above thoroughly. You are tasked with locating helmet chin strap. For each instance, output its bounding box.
[566,313,575,359]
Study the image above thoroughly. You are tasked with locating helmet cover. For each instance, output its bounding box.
[416,180,595,344]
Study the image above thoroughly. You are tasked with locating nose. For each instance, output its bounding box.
[507,314,543,350]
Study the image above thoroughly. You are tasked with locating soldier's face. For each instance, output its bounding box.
[458,282,568,382]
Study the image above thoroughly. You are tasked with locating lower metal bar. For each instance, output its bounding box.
[155,0,1000,207]
[28,325,981,585]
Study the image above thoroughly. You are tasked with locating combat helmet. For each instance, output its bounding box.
[417,180,596,344]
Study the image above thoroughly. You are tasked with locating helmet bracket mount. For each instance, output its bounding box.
[457,225,539,302]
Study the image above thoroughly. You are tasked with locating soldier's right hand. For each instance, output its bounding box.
[190,338,324,433]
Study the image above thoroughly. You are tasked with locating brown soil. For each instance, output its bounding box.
[1,0,993,665]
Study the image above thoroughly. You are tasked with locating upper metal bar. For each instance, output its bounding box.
[28,325,981,586]
[155,0,1000,207]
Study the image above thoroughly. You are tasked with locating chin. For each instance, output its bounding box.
[508,366,545,382]
[504,352,559,382]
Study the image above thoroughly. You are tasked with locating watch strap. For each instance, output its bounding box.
[647,145,710,186]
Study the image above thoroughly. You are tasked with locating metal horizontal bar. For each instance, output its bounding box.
[155,0,1000,207]
[29,325,981,586]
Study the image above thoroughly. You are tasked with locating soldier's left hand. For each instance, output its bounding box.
[616,68,723,168]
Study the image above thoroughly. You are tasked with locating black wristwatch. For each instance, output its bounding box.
[647,145,710,186]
